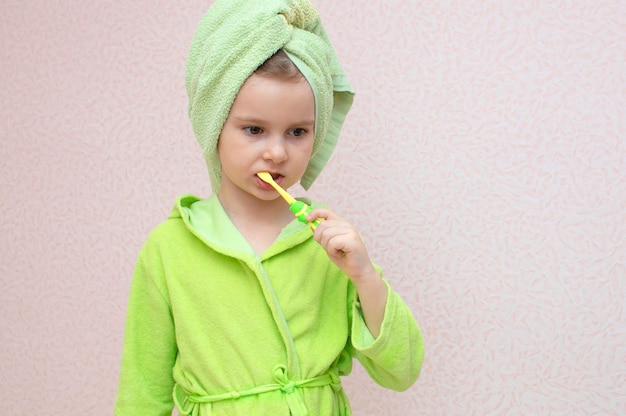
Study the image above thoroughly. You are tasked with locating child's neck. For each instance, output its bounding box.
[217,191,294,255]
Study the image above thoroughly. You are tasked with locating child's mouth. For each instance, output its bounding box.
[257,172,284,189]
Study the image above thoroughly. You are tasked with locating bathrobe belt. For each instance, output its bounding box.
[173,364,342,416]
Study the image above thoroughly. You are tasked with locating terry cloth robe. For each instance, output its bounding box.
[115,195,425,416]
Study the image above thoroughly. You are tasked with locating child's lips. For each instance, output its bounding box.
[256,172,284,189]
[259,172,283,181]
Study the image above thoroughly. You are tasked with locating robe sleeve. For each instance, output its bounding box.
[350,277,425,391]
[115,238,178,416]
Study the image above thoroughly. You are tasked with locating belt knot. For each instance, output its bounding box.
[272,364,308,415]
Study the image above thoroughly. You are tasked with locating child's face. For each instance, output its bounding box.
[217,73,315,202]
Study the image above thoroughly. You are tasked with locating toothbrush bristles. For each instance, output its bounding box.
[257,172,296,204]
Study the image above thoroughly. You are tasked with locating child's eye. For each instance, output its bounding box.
[289,128,307,137]
[244,126,263,135]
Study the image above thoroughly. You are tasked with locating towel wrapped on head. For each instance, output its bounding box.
[185,0,354,191]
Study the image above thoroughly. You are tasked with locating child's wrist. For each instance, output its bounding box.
[350,265,383,287]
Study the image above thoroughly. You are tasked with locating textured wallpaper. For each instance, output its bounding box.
[1,1,624,415]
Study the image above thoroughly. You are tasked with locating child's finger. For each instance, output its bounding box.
[306,207,340,223]
[316,222,359,257]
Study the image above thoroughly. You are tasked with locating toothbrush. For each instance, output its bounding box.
[257,172,321,231]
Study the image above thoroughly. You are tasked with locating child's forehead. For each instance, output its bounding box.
[243,72,309,87]
[231,74,315,120]
[238,73,313,97]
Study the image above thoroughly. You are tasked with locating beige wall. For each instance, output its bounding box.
[1,1,624,414]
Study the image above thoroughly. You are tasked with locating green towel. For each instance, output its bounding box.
[185,0,354,191]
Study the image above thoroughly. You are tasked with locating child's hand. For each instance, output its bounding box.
[308,208,388,338]
[307,208,379,284]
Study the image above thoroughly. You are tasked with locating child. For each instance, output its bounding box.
[115,1,424,415]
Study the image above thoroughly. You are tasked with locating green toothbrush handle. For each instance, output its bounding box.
[289,201,321,230]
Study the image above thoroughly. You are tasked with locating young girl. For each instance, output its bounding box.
[115,1,424,415]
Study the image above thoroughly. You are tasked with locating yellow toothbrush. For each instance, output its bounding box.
[257,172,320,230]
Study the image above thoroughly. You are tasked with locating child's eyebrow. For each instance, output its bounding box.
[292,119,315,126]
[232,115,265,124]
[233,115,315,126]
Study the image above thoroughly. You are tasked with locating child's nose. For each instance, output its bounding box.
[263,136,288,163]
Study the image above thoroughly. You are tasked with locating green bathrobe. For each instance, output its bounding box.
[115,195,424,416]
